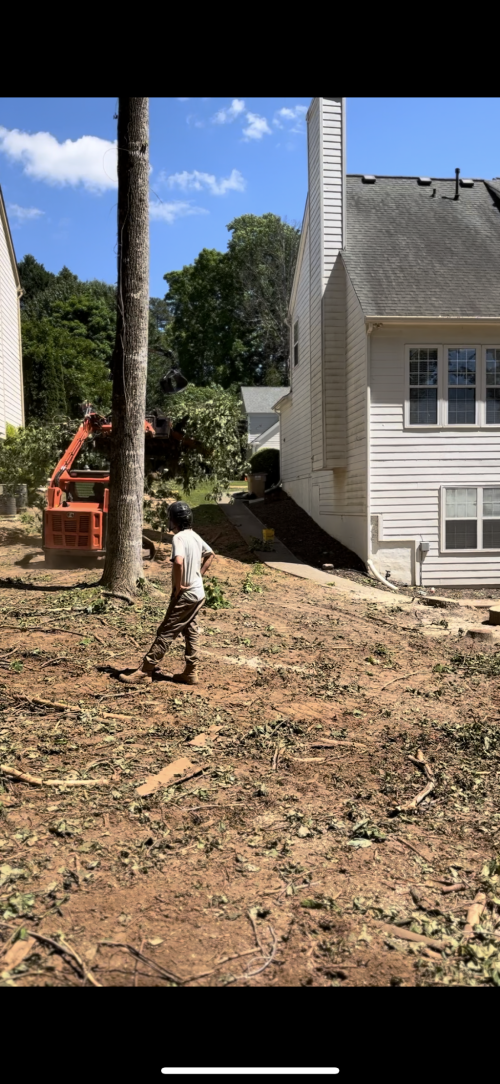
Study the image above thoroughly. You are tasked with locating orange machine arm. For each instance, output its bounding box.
[49,416,96,488]
[50,412,156,488]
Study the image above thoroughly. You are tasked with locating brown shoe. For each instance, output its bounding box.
[118,668,153,685]
[172,666,199,686]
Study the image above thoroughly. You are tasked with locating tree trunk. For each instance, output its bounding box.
[101,98,149,600]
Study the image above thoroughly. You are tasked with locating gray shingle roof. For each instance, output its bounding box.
[343,176,500,318]
[240,387,289,414]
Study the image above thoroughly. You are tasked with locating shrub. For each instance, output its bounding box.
[249,447,280,487]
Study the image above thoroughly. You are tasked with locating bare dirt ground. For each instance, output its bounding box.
[0,506,499,988]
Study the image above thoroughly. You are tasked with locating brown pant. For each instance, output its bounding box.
[142,593,205,672]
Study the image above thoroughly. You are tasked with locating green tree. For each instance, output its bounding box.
[163,213,300,389]
[227,213,300,385]
[164,384,247,497]
[22,319,112,421]
[164,248,242,387]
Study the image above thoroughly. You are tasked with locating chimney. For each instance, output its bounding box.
[307,97,346,293]
[306,97,347,470]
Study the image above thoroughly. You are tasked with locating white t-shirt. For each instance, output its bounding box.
[171,529,213,601]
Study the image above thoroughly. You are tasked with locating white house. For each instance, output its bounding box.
[276,96,500,588]
[0,186,24,438]
[240,386,289,457]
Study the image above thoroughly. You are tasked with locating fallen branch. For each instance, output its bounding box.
[0,765,109,787]
[98,940,181,983]
[463,891,487,941]
[0,923,102,987]
[442,882,467,895]
[389,779,435,817]
[380,924,450,951]
[408,749,435,782]
[271,744,281,771]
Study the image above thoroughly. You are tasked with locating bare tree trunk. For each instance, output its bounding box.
[101,98,149,600]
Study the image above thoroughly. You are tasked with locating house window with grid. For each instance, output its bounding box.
[445,487,477,549]
[409,348,438,424]
[483,487,500,548]
[444,487,500,550]
[293,321,299,367]
[486,349,500,424]
[448,348,476,424]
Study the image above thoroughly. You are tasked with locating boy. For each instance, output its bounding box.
[119,501,214,686]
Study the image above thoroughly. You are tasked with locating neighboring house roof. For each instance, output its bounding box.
[342,176,500,319]
[240,387,290,413]
[0,185,21,291]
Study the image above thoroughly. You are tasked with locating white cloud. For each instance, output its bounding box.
[7,204,44,223]
[242,113,272,141]
[166,168,245,196]
[273,105,308,133]
[0,126,117,191]
[149,200,208,224]
[212,99,245,125]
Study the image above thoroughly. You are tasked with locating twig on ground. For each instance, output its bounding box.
[389,779,435,817]
[183,948,259,984]
[0,765,109,787]
[463,892,487,941]
[0,923,102,987]
[243,925,279,978]
[408,749,435,781]
[271,744,281,771]
[442,882,467,895]
[391,837,433,861]
[98,940,181,984]
[134,939,145,987]
[382,671,431,691]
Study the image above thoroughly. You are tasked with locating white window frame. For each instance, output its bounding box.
[404,344,500,429]
[440,485,500,553]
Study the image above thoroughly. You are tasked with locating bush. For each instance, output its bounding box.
[249,447,280,487]
[0,419,79,506]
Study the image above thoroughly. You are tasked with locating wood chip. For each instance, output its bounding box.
[462,891,487,941]
[1,936,36,969]
[136,757,201,797]
[380,924,449,950]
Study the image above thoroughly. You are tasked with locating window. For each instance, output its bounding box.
[293,321,299,367]
[407,345,500,427]
[445,487,477,549]
[447,348,476,424]
[486,349,500,424]
[483,487,500,548]
[409,348,438,424]
[443,486,500,550]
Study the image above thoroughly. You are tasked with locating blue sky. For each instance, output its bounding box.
[0,97,499,298]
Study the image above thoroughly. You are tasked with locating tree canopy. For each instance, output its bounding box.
[164,213,300,389]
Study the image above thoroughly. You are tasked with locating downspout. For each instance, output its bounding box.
[365,322,399,592]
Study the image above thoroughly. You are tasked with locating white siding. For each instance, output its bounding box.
[250,419,280,454]
[0,208,23,438]
[281,217,312,498]
[306,99,325,470]
[247,412,278,445]
[370,325,500,585]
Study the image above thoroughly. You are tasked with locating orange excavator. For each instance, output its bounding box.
[42,369,191,566]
